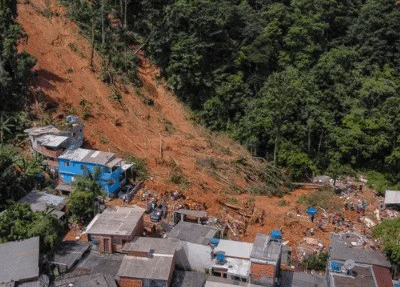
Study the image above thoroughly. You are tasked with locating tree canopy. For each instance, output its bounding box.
[64,0,400,180]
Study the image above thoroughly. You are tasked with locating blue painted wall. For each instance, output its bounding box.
[58,158,125,194]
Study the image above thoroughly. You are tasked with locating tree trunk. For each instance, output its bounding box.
[318,130,323,154]
[101,0,105,46]
[124,0,127,28]
[308,125,311,153]
[90,18,95,69]
[274,134,278,167]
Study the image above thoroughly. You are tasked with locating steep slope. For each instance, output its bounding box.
[17,0,283,210]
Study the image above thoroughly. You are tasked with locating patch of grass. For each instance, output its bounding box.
[110,92,121,102]
[69,107,77,115]
[196,157,219,171]
[163,118,174,134]
[278,199,288,206]
[170,170,189,186]
[298,188,340,210]
[143,97,154,106]
[79,99,86,106]
[304,252,329,271]
[82,107,90,120]
[100,135,109,144]
[227,197,238,205]
[68,43,84,58]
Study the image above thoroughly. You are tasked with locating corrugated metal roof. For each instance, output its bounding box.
[122,237,176,255]
[0,237,39,283]
[86,206,145,236]
[36,135,68,148]
[166,221,219,245]
[77,251,124,277]
[117,255,174,281]
[250,234,281,263]
[24,126,60,136]
[329,233,391,268]
[59,148,117,166]
[19,190,66,210]
[50,242,90,270]
[385,190,400,205]
[214,239,253,259]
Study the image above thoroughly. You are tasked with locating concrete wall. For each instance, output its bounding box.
[175,241,212,272]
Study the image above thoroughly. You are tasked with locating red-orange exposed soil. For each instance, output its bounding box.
[17,0,383,254]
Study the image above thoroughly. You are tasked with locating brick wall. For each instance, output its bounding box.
[117,277,143,287]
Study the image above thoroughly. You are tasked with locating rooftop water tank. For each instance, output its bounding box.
[215,251,225,264]
[306,207,317,216]
[209,238,220,247]
[271,230,282,240]
[330,261,342,272]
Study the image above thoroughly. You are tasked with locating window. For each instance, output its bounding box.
[64,161,70,167]
[112,166,118,172]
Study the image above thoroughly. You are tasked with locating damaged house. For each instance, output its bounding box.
[24,116,84,173]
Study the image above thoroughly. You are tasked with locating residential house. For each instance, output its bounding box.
[58,148,133,196]
[167,221,282,286]
[166,221,219,271]
[54,273,117,287]
[0,237,40,285]
[49,241,91,273]
[116,237,177,287]
[25,118,84,173]
[249,232,283,286]
[85,206,145,253]
[18,190,67,219]
[326,232,393,287]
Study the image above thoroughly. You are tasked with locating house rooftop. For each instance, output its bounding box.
[58,148,118,167]
[24,126,60,136]
[214,239,253,259]
[18,190,67,218]
[384,190,400,205]
[77,250,124,277]
[122,237,176,255]
[36,135,69,148]
[170,271,206,287]
[166,221,219,245]
[54,272,117,287]
[330,265,379,287]
[49,242,90,270]
[329,233,391,268]
[280,271,327,287]
[0,237,40,284]
[250,234,281,263]
[86,206,145,236]
[211,257,250,278]
[117,255,174,281]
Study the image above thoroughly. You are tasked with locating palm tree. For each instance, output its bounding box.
[0,115,13,143]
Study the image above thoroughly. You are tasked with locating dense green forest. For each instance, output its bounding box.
[63,0,400,181]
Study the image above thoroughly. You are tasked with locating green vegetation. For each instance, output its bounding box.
[364,171,400,197]
[304,252,329,271]
[373,218,400,267]
[61,0,397,182]
[123,153,148,181]
[297,188,340,210]
[67,167,105,222]
[0,202,63,251]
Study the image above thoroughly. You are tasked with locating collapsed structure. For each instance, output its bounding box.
[24,116,84,173]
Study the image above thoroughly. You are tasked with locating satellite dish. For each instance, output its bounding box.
[344,259,356,271]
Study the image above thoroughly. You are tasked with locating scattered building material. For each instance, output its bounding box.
[170,270,206,287]
[0,237,40,285]
[85,206,145,253]
[173,209,207,224]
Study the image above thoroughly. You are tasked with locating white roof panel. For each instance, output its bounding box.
[214,240,253,259]
[385,190,400,205]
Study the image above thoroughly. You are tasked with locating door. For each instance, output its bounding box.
[104,238,111,253]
